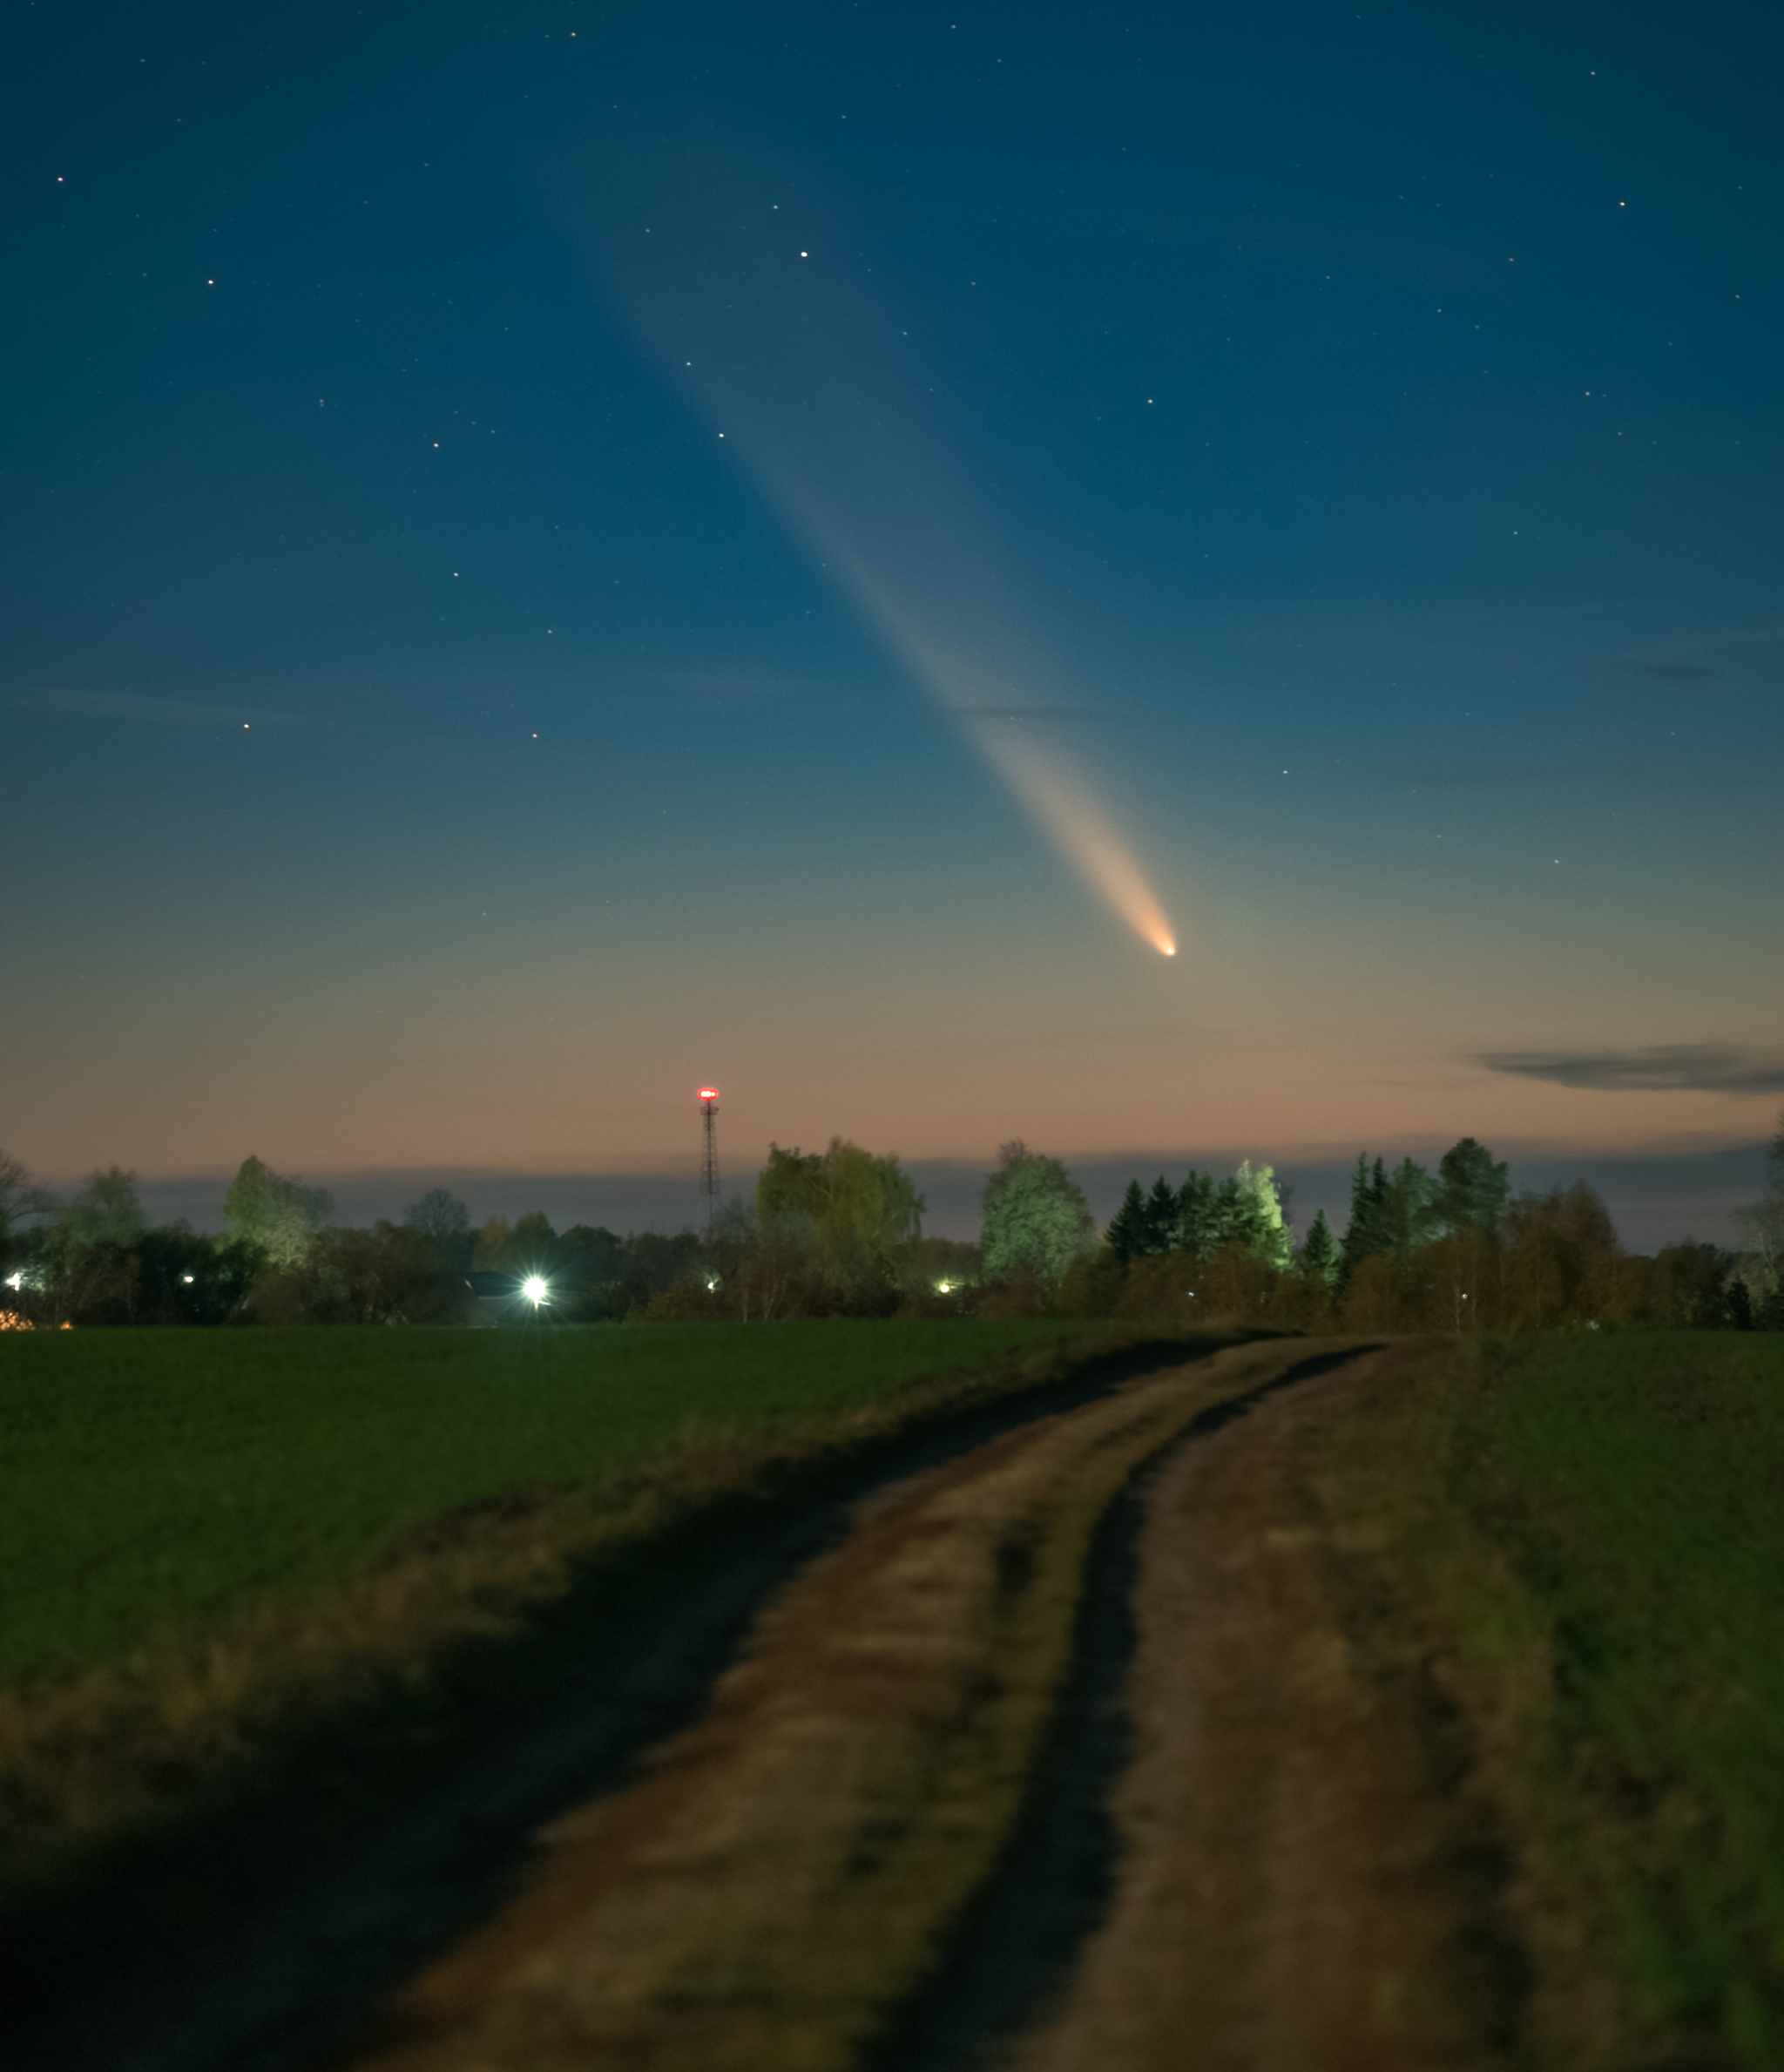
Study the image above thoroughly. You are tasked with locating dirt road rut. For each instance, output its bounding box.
[325,1337,1505,2072]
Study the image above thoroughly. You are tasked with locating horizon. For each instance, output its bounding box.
[81,1130,1774,1259]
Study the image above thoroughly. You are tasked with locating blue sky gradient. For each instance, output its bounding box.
[4,2,1779,1238]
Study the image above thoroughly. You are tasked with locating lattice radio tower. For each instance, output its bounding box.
[697,1087,720,1238]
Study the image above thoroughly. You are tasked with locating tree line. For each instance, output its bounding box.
[0,1156,707,1328]
[2,1118,1781,1331]
[1086,1134,1781,1333]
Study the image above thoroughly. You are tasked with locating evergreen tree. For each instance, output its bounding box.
[1730,1277,1754,1331]
[1341,1154,1391,1277]
[1177,1171,1219,1260]
[1435,1137,1510,1236]
[1382,1157,1439,1269]
[1301,1208,1341,1286]
[1234,1161,1294,1270]
[1142,1175,1180,1255]
[1209,1174,1249,1253]
[1107,1180,1150,1263]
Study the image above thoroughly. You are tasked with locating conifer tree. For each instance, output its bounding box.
[1177,1171,1218,1260]
[1382,1157,1439,1268]
[1143,1175,1180,1255]
[1233,1161,1294,1269]
[1435,1138,1510,1236]
[1107,1180,1150,1263]
[1301,1207,1341,1286]
[1341,1154,1391,1278]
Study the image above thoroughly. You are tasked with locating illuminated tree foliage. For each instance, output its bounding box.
[223,1156,334,1268]
[981,1141,1098,1288]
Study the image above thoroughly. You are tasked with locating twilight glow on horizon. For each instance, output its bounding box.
[3,4,1781,1222]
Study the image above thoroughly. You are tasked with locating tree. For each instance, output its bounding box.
[0,1148,53,1263]
[1500,1182,1624,1327]
[223,1156,334,1267]
[1300,1208,1341,1287]
[1105,1175,1182,1263]
[557,1224,628,1315]
[1142,1175,1181,1256]
[57,1166,145,1252]
[1177,1171,1220,1261]
[1233,1161,1294,1270]
[1646,1242,1737,1330]
[980,1141,1098,1287]
[133,1225,260,1325]
[1381,1157,1440,1270]
[1732,1109,1784,1304]
[1341,1154,1392,1278]
[755,1139,925,1303]
[404,1187,470,1238]
[1106,1180,1150,1264]
[510,1212,559,1267]
[1435,1138,1510,1236]
[42,1168,146,1324]
[472,1215,513,1270]
[615,1230,704,1315]
[758,1140,923,1256]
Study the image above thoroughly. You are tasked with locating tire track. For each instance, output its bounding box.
[329,1348,1293,2072]
[863,1347,1377,2072]
[3,1337,1209,2072]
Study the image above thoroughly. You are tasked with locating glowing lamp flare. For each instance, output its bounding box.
[521,1276,549,1306]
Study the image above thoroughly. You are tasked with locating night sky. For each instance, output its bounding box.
[5,3,1781,1240]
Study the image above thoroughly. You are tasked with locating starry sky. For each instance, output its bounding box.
[4,2,1781,1241]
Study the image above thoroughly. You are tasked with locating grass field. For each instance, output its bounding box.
[0,1319,1093,1688]
[1319,1331,1784,2072]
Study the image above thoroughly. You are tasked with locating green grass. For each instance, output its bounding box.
[1319,1330,1784,2072]
[0,1319,1086,1688]
[1450,1331,1784,2067]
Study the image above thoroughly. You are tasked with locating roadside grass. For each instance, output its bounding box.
[1314,1331,1784,2072]
[0,1317,1156,1941]
[0,1320,1089,1688]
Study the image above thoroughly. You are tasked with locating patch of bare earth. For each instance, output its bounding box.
[334,1344,1308,2072]
[1011,1338,1522,2072]
[330,1339,1523,2072]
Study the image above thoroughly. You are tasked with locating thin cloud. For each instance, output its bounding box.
[1479,1045,1784,1094]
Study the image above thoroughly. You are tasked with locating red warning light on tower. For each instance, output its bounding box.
[698,1087,720,1103]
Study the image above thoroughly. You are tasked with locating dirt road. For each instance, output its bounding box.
[318,1336,1512,2072]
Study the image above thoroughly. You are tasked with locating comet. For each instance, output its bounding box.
[588,145,1180,957]
[972,724,1179,957]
